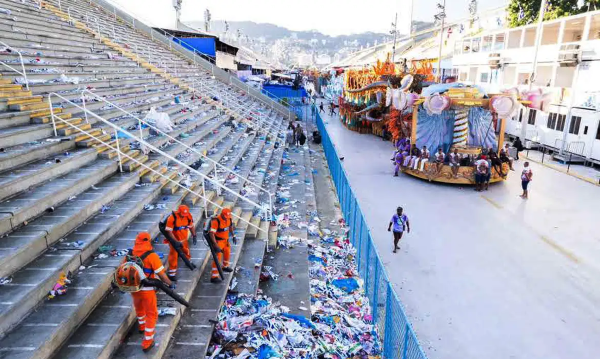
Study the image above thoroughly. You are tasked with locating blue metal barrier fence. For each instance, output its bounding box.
[306,105,428,359]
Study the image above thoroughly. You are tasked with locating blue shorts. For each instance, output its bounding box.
[475,173,486,184]
[522,180,530,190]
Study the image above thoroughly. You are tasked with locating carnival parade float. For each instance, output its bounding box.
[333,53,549,185]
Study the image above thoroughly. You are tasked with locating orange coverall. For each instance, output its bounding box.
[164,211,193,276]
[127,233,165,351]
[210,215,232,279]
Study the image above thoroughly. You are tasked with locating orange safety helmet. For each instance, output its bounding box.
[221,208,232,219]
[178,205,190,216]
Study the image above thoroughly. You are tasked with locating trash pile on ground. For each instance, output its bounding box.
[306,219,383,358]
[208,222,383,358]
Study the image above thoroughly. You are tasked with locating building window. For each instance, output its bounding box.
[518,109,523,122]
[556,114,567,131]
[527,109,537,125]
[472,38,480,52]
[547,112,557,129]
[596,123,600,140]
[568,116,582,134]
[480,72,489,83]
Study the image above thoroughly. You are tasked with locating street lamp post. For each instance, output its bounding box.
[520,0,548,143]
[391,13,398,63]
[435,0,446,83]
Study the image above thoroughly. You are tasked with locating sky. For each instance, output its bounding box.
[109,0,506,36]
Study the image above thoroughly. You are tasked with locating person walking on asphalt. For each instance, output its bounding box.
[319,102,325,114]
[388,207,410,253]
[520,162,533,199]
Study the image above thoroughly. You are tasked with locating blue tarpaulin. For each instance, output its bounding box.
[173,37,216,57]
[262,84,307,99]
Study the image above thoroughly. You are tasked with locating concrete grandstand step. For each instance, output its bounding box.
[0,158,118,236]
[0,119,243,344]
[0,90,32,99]
[49,128,261,358]
[233,234,268,296]
[0,147,97,202]
[0,123,56,148]
[245,216,262,240]
[0,139,75,173]
[0,268,115,358]
[0,171,141,336]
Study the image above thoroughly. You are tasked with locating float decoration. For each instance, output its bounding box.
[398,85,536,185]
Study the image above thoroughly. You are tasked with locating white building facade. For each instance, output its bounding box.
[453,10,600,163]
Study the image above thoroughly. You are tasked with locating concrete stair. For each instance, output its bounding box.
[0,1,287,358]
[161,130,284,359]
[49,129,276,359]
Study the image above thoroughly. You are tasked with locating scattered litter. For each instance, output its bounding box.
[0,277,12,286]
[158,307,177,316]
[229,277,238,290]
[63,240,84,248]
[48,272,71,300]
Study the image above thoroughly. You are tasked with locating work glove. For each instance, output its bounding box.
[232,236,238,245]
[192,234,197,246]
[169,283,177,290]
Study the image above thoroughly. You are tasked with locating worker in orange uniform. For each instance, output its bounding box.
[208,208,237,283]
[164,204,197,281]
[126,232,173,352]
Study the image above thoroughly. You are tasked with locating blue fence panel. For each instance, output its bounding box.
[312,105,428,359]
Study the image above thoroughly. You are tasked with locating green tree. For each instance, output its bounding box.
[508,0,582,28]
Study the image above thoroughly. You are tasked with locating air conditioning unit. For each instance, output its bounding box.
[558,44,580,67]
[488,53,501,69]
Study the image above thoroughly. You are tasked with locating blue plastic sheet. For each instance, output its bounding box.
[331,278,359,293]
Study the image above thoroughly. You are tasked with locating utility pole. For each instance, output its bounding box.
[391,13,398,63]
[519,0,547,143]
[172,0,182,27]
[435,0,446,82]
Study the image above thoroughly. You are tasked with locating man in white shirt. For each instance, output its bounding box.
[413,146,430,171]
[434,147,445,172]
[449,148,461,178]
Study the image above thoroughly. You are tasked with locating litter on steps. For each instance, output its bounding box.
[207,162,382,357]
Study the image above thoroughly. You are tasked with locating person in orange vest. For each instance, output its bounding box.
[126,232,173,352]
[208,208,236,283]
[164,204,197,281]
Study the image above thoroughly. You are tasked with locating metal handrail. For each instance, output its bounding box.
[229,78,293,121]
[55,0,288,120]
[47,92,270,226]
[198,81,283,139]
[148,30,290,118]
[55,0,287,121]
[80,89,274,219]
[201,81,268,126]
[0,41,29,90]
[48,105,263,233]
[193,81,265,130]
